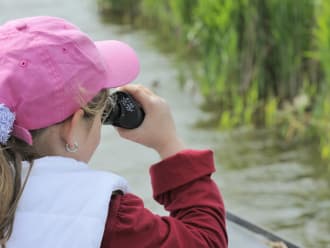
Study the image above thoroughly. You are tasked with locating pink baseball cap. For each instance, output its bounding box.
[0,16,140,145]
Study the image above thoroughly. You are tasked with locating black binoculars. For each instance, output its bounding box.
[102,91,145,129]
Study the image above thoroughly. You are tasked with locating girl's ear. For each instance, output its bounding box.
[60,109,85,145]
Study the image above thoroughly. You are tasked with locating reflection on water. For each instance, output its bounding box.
[1,0,329,247]
[211,129,330,247]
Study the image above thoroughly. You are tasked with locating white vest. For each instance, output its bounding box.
[7,156,129,248]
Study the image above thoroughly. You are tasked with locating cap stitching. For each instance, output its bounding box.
[39,45,64,120]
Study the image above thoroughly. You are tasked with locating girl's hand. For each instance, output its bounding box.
[115,84,185,159]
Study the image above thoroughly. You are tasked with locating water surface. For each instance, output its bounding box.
[1,0,329,247]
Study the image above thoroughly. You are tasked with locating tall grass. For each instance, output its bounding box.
[98,0,330,162]
[312,0,330,159]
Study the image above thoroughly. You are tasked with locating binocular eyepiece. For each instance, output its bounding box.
[102,91,145,129]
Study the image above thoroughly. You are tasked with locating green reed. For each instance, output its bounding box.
[311,0,330,160]
[98,0,330,162]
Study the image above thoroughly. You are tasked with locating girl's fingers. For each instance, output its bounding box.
[118,84,154,98]
[117,85,156,111]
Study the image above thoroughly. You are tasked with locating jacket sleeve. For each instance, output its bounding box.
[101,149,228,248]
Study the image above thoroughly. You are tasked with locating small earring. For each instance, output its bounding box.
[65,142,79,153]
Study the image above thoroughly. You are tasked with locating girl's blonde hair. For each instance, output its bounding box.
[0,89,109,247]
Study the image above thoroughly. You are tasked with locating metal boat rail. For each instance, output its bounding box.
[227,211,301,248]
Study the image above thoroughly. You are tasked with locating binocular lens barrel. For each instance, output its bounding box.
[103,91,145,129]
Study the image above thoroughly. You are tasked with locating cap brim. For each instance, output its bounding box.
[95,40,140,88]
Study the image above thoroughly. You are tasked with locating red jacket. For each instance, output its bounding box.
[101,149,228,248]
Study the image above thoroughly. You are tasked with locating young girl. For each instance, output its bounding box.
[0,16,228,248]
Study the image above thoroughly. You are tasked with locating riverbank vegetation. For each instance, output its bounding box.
[98,0,330,163]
